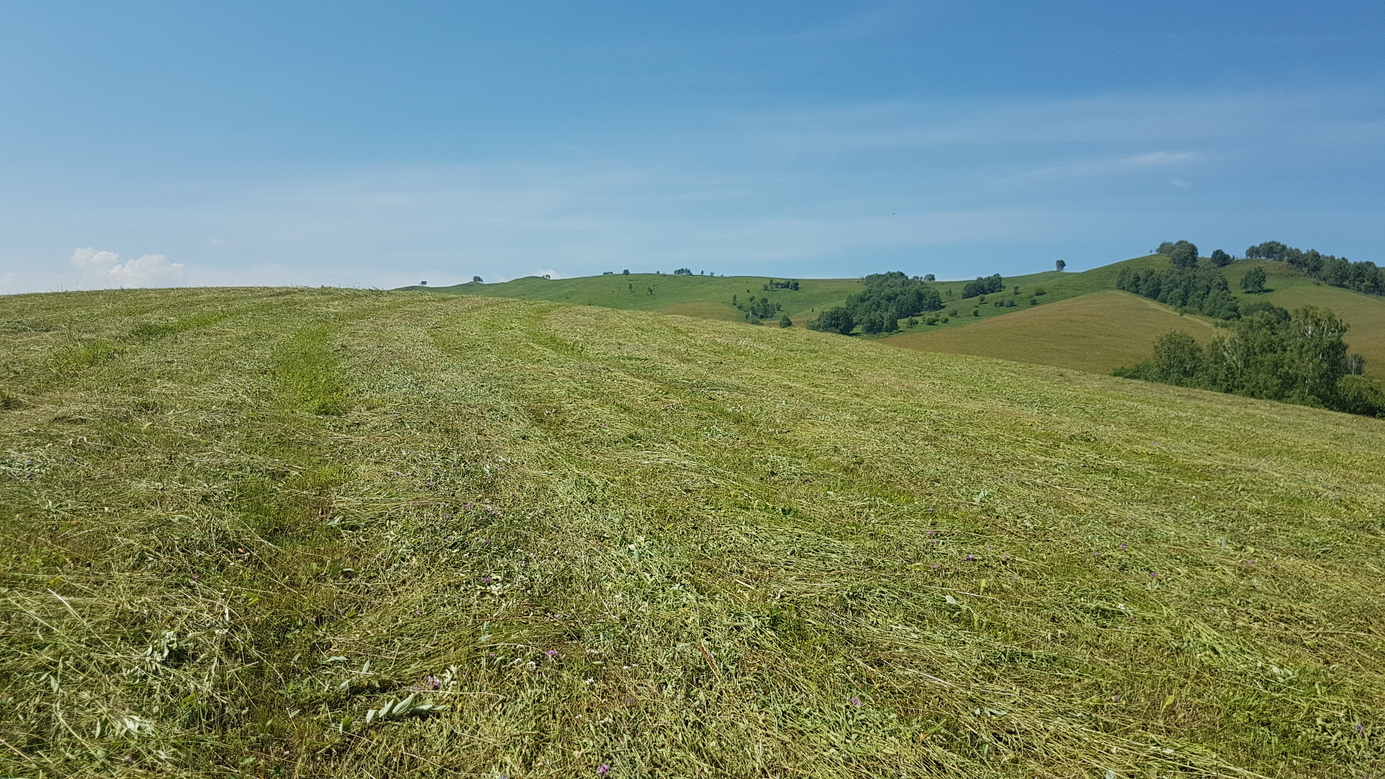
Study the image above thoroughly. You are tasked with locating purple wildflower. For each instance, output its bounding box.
[596,764,610,775]
[850,697,863,707]
[545,649,559,660]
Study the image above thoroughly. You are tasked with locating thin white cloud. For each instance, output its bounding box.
[70,247,186,288]
[1021,151,1201,180]
[744,90,1380,153]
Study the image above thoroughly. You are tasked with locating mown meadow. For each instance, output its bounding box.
[1,288,1382,777]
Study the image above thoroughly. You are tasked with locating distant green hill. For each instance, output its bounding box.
[415,273,863,324]
[413,255,1385,377]
[3,287,1383,776]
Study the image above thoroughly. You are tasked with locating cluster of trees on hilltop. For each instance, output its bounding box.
[1155,240,1237,268]
[809,271,944,335]
[1156,240,1201,269]
[1115,306,1384,416]
[962,274,1005,298]
[1245,241,1385,296]
[1116,266,1242,319]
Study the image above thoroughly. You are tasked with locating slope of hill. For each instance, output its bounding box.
[418,274,862,324]
[2,288,1383,777]
[885,290,1219,374]
[412,255,1173,331]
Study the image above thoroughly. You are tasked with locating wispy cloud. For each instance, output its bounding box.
[1021,151,1202,180]
[744,90,1382,153]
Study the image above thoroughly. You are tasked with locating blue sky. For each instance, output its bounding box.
[2,2,1382,293]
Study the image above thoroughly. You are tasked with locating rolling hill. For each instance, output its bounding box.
[414,255,1385,378]
[2,287,1383,777]
[884,290,1219,375]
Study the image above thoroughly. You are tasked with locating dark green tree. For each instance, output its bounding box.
[1210,249,1232,266]
[1241,267,1268,293]
[778,314,792,328]
[1055,259,1066,272]
[1168,240,1199,270]
[471,275,483,283]
[809,307,855,335]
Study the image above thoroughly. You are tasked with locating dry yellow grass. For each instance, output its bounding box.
[885,290,1218,374]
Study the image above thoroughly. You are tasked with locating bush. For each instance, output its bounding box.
[1241,267,1268,293]
[1337,375,1385,417]
[809,307,855,335]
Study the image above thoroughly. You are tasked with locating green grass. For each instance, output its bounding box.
[2,287,1384,777]
[415,274,863,324]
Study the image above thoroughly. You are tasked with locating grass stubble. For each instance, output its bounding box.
[0,288,1382,777]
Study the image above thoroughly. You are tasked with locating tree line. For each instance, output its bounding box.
[1245,241,1385,296]
[1115,306,1384,417]
[1116,266,1242,319]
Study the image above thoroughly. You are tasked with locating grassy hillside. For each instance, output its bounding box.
[416,274,862,324]
[885,291,1219,374]
[2,288,1384,777]
[415,257,1385,380]
[414,256,1171,331]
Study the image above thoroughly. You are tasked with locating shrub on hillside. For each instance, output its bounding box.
[809,307,855,335]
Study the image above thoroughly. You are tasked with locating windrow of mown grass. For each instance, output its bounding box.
[1,288,1383,778]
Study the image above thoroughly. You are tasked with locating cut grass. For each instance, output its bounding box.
[1,287,1383,777]
[886,291,1219,374]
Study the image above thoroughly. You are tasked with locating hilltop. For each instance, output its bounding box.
[2,288,1382,777]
